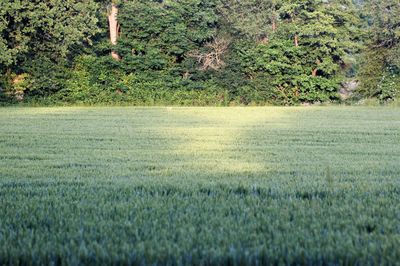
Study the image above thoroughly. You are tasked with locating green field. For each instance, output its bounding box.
[0,107,399,265]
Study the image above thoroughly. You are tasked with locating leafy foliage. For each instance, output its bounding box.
[0,0,99,99]
[358,0,400,101]
[0,0,399,104]
[222,0,360,104]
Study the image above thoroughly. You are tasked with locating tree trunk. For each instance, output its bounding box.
[272,21,276,32]
[108,3,120,60]
[312,59,321,76]
[294,34,299,47]
[312,69,318,76]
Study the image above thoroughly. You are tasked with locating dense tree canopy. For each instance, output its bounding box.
[0,0,99,98]
[0,0,99,65]
[0,0,399,105]
[358,0,400,100]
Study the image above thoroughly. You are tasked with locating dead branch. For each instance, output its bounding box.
[187,38,230,71]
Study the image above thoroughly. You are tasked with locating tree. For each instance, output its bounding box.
[116,0,219,74]
[218,0,281,41]
[0,0,99,98]
[0,0,99,65]
[233,0,361,104]
[0,0,397,104]
[368,0,400,49]
[358,0,400,101]
[108,1,120,60]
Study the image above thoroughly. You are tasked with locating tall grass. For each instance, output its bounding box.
[0,107,399,264]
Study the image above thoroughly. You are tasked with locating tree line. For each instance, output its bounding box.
[0,0,399,105]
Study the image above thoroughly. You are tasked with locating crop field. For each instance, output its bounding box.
[0,107,399,265]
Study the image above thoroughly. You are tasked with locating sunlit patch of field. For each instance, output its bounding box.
[0,107,399,264]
